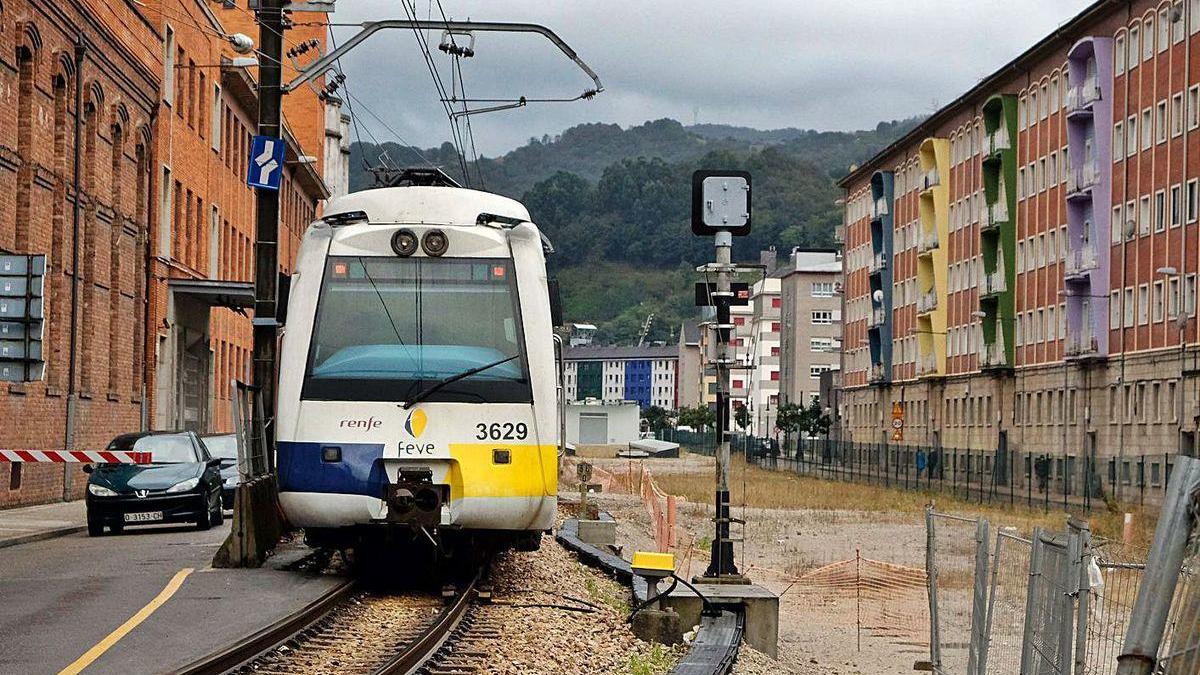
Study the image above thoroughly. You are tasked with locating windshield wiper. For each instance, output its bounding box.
[402,354,520,410]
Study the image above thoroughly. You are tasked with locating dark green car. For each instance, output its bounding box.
[84,431,225,536]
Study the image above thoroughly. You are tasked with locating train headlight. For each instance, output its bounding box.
[391,228,419,257]
[422,229,449,257]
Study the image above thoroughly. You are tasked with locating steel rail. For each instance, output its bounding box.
[170,577,358,675]
[376,570,481,675]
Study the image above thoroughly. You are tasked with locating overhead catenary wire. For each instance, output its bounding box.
[399,0,470,184]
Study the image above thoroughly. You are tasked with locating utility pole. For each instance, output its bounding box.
[692,170,751,581]
[252,0,284,459]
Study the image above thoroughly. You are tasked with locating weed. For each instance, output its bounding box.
[626,642,683,675]
[585,575,630,615]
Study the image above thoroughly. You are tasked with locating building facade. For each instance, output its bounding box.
[840,0,1200,495]
[563,345,678,410]
[779,249,843,407]
[0,0,336,508]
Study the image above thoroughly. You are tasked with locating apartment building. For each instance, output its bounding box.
[779,249,843,407]
[0,0,338,508]
[840,0,1200,485]
[563,345,678,410]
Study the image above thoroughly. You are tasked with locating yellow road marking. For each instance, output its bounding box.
[58,567,194,675]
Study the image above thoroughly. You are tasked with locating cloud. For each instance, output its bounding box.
[329,0,1095,156]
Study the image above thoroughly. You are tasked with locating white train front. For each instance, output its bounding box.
[275,182,560,550]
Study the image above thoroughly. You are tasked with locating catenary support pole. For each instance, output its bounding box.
[252,0,283,460]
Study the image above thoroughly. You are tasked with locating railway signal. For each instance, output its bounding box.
[692,169,752,581]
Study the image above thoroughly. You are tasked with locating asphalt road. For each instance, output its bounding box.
[0,521,342,675]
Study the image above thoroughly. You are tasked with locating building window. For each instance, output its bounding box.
[1187,274,1197,316]
[163,26,176,104]
[1173,93,1184,137]
[1114,122,1124,159]
[770,371,780,381]
[811,311,833,325]
[810,365,832,379]
[1155,191,1167,233]
[1115,34,1126,74]
[1157,100,1168,144]
[771,297,781,308]
[1190,86,1200,130]
[1142,108,1153,150]
[1174,2,1186,42]
[771,321,781,333]
[810,282,834,298]
[1139,284,1150,325]
[1187,180,1198,222]
[1112,204,1123,243]
[1141,196,1152,236]
[211,84,222,151]
[1154,281,1165,323]
[1144,17,1155,60]
[1169,277,1181,318]
[1130,25,1141,65]
[1172,185,1183,227]
[1127,115,1138,157]
[159,167,173,255]
[1125,287,1135,327]
[1110,290,1121,329]
[810,337,833,352]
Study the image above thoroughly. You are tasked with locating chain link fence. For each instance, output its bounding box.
[740,436,1180,511]
[922,455,1200,675]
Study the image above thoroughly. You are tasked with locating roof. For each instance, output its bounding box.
[782,250,843,276]
[323,186,531,226]
[837,0,1111,188]
[563,345,679,361]
[681,321,701,345]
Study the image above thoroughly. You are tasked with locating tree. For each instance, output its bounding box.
[677,404,716,432]
[733,402,751,433]
[641,405,674,434]
[806,399,832,438]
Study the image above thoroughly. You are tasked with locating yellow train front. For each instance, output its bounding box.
[275,178,561,553]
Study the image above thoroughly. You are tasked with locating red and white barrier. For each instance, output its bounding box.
[0,450,151,464]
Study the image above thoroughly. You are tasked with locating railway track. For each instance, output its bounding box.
[175,567,484,675]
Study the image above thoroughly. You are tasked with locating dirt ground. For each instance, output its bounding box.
[570,453,933,675]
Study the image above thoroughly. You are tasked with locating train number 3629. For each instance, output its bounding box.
[476,422,528,441]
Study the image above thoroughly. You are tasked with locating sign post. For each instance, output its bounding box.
[692,169,751,581]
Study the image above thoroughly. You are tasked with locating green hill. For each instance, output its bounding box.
[347,117,920,344]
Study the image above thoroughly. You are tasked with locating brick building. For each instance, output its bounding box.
[0,0,337,508]
[839,0,1200,498]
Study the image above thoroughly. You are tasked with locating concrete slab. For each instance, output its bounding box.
[0,499,87,548]
[662,582,779,658]
[0,519,345,675]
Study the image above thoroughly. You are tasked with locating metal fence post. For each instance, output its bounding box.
[968,517,991,675]
[927,505,942,669]
[980,529,1007,675]
[1020,526,1046,675]
[1073,521,1092,675]
[1116,455,1200,675]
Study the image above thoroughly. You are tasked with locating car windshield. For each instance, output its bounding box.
[203,435,238,461]
[108,433,199,464]
[302,256,532,403]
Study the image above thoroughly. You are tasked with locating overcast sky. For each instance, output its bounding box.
[328,1,1095,157]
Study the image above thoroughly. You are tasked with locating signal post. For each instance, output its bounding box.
[692,170,752,582]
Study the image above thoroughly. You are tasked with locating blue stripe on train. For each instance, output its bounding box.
[277,441,389,497]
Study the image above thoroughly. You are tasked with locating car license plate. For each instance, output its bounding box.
[124,511,162,523]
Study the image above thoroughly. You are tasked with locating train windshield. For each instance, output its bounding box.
[302,256,532,403]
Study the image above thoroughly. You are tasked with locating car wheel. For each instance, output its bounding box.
[87,520,104,537]
[211,495,224,526]
[195,497,213,531]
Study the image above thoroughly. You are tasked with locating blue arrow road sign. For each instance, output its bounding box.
[248,134,285,191]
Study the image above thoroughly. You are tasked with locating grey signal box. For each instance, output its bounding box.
[0,254,46,383]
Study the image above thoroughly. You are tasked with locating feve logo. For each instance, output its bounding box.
[405,409,428,438]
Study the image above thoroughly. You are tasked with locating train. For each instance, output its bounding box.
[275,170,563,556]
